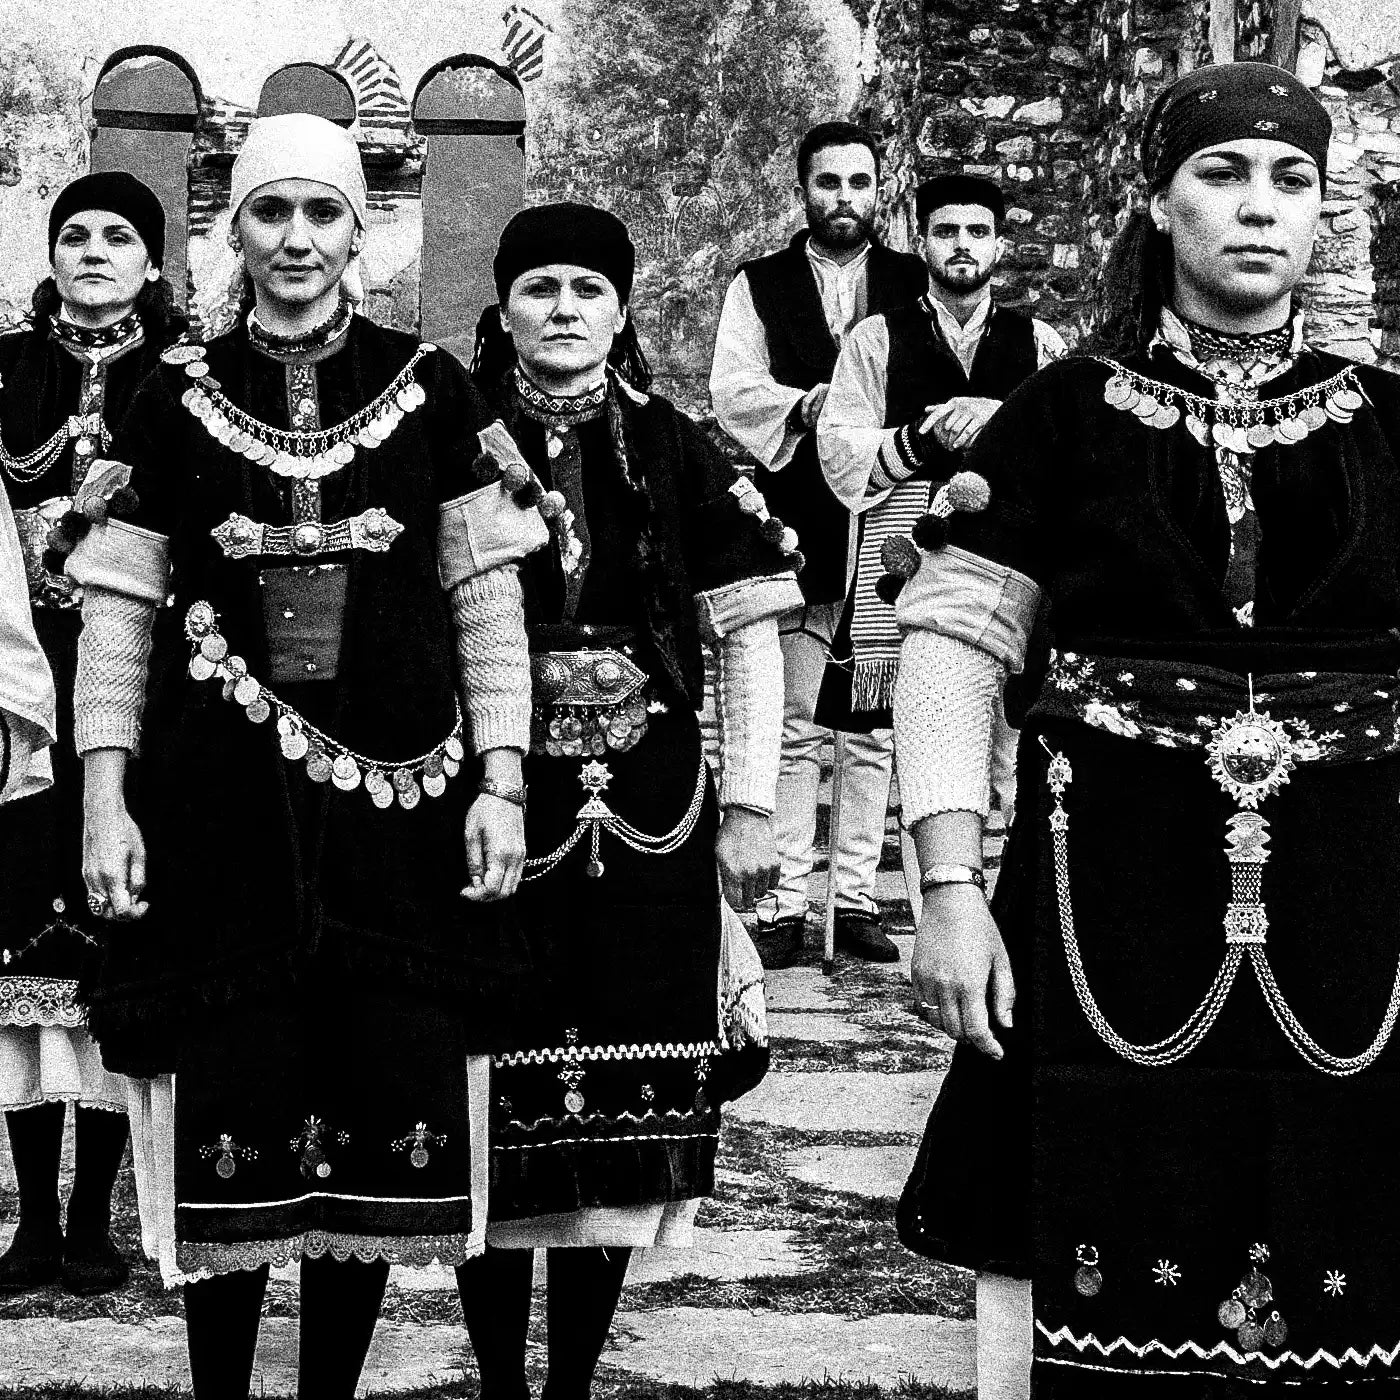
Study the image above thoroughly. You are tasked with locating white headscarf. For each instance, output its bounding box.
[230,113,369,303]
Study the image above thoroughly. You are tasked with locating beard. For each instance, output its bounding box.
[929,259,993,295]
[809,206,875,250]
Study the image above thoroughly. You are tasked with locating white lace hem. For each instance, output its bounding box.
[0,1022,128,1111]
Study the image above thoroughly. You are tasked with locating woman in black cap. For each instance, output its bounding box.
[454,201,798,1399]
[889,63,1400,1394]
[0,170,183,1297]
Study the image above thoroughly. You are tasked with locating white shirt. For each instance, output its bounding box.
[819,297,1067,518]
[709,238,872,474]
[0,476,56,801]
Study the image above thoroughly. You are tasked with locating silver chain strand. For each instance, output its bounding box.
[1044,741,1400,1076]
[523,756,707,881]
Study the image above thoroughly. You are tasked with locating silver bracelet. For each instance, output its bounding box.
[919,863,986,894]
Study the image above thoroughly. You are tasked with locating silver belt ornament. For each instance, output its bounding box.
[211,507,404,560]
[1044,678,1400,1075]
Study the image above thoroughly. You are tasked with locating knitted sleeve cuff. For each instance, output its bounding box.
[450,564,532,755]
[893,628,1003,825]
[870,423,924,495]
[715,614,784,815]
[74,586,156,756]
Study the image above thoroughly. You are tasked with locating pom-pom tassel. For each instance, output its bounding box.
[875,572,906,606]
[880,534,921,578]
[108,485,140,518]
[911,513,950,551]
[945,471,991,513]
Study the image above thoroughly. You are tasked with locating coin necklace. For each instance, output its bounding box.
[1096,357,1365,454]
[172,341,435,482]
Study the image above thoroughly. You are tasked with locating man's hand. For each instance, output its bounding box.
[796,383,830,431]
[918,396,1002,453]
[716,807,779,910]
[911,883,1014,1059]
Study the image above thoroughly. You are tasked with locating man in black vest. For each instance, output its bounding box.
[818,173,1065,827]
[710,123,927,968]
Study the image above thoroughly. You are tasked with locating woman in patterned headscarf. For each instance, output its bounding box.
[891,62,1400,1396]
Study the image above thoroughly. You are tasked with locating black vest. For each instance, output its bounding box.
[812,299,1041,733]
[882,298,1039,431]
[737,232,927,603]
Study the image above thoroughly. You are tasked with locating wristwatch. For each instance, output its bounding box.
[919,863,986,894]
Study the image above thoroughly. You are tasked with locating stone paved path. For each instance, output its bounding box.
[1,752,991,1397]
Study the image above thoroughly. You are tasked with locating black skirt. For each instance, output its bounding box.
[0,611,103,1032]
[901,719,1400,1393]
[489,700,726,1221]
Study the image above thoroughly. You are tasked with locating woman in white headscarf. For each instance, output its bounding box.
[62,113,544,1398]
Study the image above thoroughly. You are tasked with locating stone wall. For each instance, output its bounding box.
[858,0,1400,364]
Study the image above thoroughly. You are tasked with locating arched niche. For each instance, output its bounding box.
[90,47,202,308]
[412,56,526,362]
[257,65,357,126]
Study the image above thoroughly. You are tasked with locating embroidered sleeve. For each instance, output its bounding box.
[715,613,784,815]
[450,564,531,755]
[708,271,806,472]
[74,585,157,755]
[894,629,1003,824]
[438,474,551,591]
[695,572,803,642]
[66,517,171,604]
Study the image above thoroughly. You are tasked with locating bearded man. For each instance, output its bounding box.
[709,122,926,967]
[816,175,1065,823]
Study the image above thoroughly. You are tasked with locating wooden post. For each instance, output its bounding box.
[90,48,202,310]
[1270,0,1304,71]
[1210,0,1238,65]
[823,732,845,976]
[413,57,527,366]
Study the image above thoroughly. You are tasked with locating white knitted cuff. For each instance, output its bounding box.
[695,571,803,642]
[715,614,784,815]
[451,564,531,755]
[893,628,1002,825]
[74,586,156,756]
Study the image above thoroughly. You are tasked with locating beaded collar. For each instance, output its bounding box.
[49,309,143,355]
[1178,314,1293,366]
[248,295,353,360]
[513,367,609,429]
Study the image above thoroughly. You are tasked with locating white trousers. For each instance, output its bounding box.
[772,604,893,921]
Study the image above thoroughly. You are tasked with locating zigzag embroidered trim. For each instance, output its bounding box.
[175,1231,474,1275]
[178,344,435,482]
[1036,1322,1400,1373]
[493,1039,720,1068]
[0,977,84,1029]
[494,1128,719,1151]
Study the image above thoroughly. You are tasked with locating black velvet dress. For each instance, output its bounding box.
[474,371,783,1235]
[897,341,1400,1394]
[82,316,531,1275]
[0,316,170,1099]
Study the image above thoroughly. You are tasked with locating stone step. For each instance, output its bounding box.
[725,1070,944,1137]
[0,1308,975,1395]
[604,1306,975,1392]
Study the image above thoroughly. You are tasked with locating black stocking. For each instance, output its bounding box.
[65,1107,129,1244]
[543,1246,632,1400]
[455,1244,535,1400]
[2,1102,64,1242]
[183,1264,270,1400]
[297,1253,390,1399]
